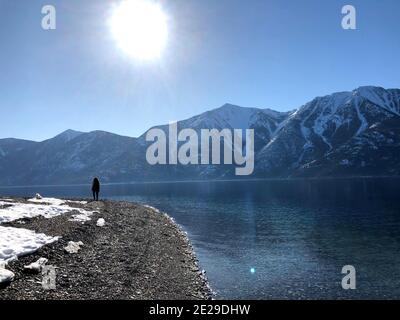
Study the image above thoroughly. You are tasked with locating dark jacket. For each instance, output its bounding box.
[92,178,100,192]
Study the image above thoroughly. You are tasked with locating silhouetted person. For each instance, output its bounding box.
[92,177,100,201]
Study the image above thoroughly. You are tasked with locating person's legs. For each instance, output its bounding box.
[93,191,96,201]
[96,191,99,201]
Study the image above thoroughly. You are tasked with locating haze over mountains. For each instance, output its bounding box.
[1,86,399,186]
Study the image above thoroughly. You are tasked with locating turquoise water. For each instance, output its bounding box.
[1,178,400,299]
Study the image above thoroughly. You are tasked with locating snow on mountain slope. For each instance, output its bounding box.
[139,103,291,157]
[183,104,257,129]
[256,86,400,176]
[47,129,84,144]
[140,103,290,134]
[180,103,289,131]
[295,115,400,177]
[355,86,400,116]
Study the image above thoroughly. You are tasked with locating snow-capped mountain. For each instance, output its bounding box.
[139,103,292,153]
[256,86,400,177]
[0,86,399,185]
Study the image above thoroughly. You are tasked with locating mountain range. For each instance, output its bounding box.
[1,86,399,186]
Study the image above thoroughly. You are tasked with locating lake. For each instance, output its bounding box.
[1,178,400,299]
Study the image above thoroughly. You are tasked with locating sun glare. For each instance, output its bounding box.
[110,0,168,61]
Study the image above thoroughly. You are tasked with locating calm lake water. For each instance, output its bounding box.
[1,178,400,299]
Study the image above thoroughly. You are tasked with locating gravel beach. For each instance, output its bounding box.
[0,199,212,300]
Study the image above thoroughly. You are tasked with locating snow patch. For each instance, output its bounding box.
[29,197,88,206]
[24,257,48,273]
[340,159,351,166]
[0,226,58,262]
[0,199,94,224]
[0,197,94,263]
[64,241,84,254]
[0,266,14,284]
[353,97,368,136]
[69,211,94,223]
[96,218,106,227]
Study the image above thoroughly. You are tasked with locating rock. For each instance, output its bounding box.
[96,218,106,227]
[64,241,84,254]
[35,193,43,200]
[23,258,49,274]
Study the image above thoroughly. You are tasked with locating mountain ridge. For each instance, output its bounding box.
[1,86,399,185]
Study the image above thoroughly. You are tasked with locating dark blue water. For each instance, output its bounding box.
[1,178,400,299]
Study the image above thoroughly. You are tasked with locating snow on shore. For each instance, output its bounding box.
[0,198,93,224]
[0,197,94,266]
[0,226,58,262]
[28,197,88,206]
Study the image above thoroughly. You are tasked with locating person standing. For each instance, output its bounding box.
[91,177,100,201]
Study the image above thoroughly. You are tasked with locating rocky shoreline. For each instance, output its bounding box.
[0,198,212,300]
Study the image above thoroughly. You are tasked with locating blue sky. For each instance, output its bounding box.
[1,0,399,141]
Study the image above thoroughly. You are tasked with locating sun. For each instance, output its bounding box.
[110,0,168,61]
